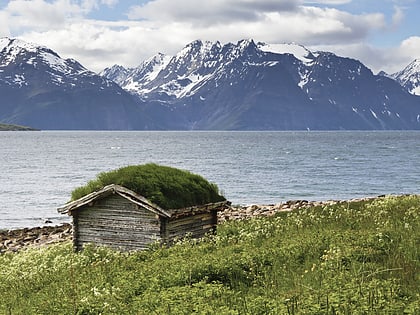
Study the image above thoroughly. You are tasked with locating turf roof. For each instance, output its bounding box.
[71,163,226,209]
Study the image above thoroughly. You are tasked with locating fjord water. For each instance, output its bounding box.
[1,131,419,229]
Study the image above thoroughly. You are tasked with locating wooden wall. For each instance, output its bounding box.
[165,210,217,243]
[73,194,161,251]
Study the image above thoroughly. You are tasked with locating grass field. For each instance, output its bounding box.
[0,195,419,314]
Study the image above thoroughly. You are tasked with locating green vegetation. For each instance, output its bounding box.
[1,195,419,314]
[71,163,226,209]
[0,123,38,131]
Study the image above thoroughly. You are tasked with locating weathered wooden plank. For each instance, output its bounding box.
[166,216,213,231]
[81,234,158,244]
[76,226,160,237]
[77,217,159,229]
[77,212,158,222]
[94,198,136,209]
[58,184,170,218]
[168,202,228,219]
[168,213,213,227]
[84,196,153,212]
[77,225,159,237]
[80,204,156,216]
[76,233,158,244]
[167,218,215,232]
[79,224,160,234]
[76,229,160,244]
[77,216,160,229]
[170,223,214,234]
[76,230,160,242]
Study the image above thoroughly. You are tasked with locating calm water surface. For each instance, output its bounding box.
[1,131,419,229]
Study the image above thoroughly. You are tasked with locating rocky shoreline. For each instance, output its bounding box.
[0,196,386,253]
[1,224,72,253]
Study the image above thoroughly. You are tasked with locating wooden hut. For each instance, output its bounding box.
[57,184,229,251]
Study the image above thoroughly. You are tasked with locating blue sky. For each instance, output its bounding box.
[0,0,419,73]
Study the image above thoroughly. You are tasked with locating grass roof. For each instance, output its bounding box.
[71,163,226,209]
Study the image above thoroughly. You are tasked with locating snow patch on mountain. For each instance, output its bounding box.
[142,53,171,81]
[391,59,420,95]
[258,42,315,65]
[0,37,118,91]
[40,51,85,75]
[99,64,130,85]
[1,37,89,78]
[0,38,9,52]
[1,38,43,67]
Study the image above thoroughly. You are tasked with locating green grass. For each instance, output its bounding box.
[0,195,419,314]
[70,163,226,209]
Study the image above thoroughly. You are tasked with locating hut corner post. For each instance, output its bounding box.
[160,216,169,245]
[211,209,218,234]
[72,214,80,252]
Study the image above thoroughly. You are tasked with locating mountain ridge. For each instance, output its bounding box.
[0,37,156,130]
[1,37,420,130]
[390,59,420,96]
[102,39,420,130]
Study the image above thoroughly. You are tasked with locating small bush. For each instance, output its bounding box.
[71,163,225,209]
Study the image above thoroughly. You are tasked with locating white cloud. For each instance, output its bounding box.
[398,36,420,60]
[3,0,83,33]
[304,0,351,4]
[80,0,119,11]
[2,0,119,34]
[286,6,385,44]
[21,19,187,72]
[128,0,300,24]
[310,36,420,74]
[100,0,118,6]
[125,0,386,45]
[0,11,11,37]
[0,0,417,74]
[391,5,404,27]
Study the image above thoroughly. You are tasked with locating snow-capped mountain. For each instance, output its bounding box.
[102,39,420,130]
[0,38,108,89]
[1,37,419,130]
[390,59,420,96]
[101,40,224,99]
[0,37,152,129]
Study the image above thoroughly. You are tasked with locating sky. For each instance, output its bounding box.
[0,0,419,74]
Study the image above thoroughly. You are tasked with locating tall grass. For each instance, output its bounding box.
[0,195,419,314]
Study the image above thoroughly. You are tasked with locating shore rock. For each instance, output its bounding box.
[0,224,72,253]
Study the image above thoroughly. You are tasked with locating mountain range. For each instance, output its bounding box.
[1,37,420,130]
[0,38,154,129]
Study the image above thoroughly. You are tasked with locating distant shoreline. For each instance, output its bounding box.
[0,123,39,131]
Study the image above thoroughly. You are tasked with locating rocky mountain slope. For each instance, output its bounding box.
[0,38,155,130]
[389,59,420,96]
[102,39,420,130]
[1,37,420,130]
